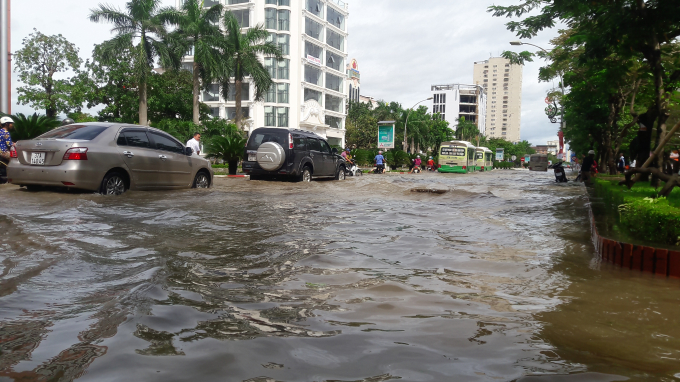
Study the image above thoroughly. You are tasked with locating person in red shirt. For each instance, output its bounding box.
[427,156,435,171]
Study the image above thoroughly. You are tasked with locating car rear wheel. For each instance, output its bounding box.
[192,171,210,188]
[100,172,127,196]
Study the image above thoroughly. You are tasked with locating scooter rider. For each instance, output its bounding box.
[375,151,386,174]
[0,116,15,184]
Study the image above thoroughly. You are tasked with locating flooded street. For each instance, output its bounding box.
[1,170,680,382]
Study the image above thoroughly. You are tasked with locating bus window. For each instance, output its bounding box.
[441,147,465,156]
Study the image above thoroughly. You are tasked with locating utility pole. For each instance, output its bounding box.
[0,0,9,114]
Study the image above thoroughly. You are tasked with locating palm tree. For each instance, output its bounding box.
[89,0,180,126]
[219,12,282,127]
[171,0,224,125]
[205,125,247,175]
[4,113,61,141]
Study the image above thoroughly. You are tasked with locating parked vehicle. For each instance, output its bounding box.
[7,123,214,195]
[345,161,362,177]
[550,161,569,182]
[242,128,346,182]
[478,147,493,171]
[529,154,549,172]
[438,141,476,173]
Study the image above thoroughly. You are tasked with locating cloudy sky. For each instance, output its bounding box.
[11,0,561,145]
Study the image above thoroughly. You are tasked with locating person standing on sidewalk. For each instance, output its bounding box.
[581,150,595,184]
[186,133,201,155]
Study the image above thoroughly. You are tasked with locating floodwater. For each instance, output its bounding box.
[1,170,679,382]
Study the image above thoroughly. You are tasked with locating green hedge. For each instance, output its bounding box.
[494,161,514,169]
[593,178,680,245]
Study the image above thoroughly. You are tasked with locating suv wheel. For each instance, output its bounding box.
[301,167,312,183]
[336,166,346,181]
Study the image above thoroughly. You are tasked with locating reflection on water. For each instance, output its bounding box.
[0,170,679,381]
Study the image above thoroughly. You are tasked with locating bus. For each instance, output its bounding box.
[529,153,549,171]
[438,141,476,173]
[476,147,493,171]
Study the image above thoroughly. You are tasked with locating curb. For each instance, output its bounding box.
[588,205,680,278]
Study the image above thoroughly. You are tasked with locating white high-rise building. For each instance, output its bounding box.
[430,84,487,135]
[473,57,523,143]
[177,0,349,147]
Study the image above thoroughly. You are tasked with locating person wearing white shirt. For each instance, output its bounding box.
[186,133,201,155]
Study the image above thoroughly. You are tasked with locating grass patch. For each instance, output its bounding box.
[593,178,680,245]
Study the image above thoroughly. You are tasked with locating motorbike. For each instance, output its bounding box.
[550,161,569,183]
[345,161,362,177]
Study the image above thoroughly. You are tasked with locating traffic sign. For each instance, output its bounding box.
[511,155,517,161]
[520,157,525,162]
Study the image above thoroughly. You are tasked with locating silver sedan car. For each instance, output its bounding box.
[7,122,214,195]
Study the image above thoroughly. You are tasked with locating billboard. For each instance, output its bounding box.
[495,148,504,161]
[378,124,395,149]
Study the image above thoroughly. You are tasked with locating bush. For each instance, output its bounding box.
[619,199,680,245]
[494,161,514,169]
[5,113,61,141]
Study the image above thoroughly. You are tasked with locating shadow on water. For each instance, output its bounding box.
[0,170,679,381]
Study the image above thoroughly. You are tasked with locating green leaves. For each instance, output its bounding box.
[6,113,61,141]
[14,29,83,117]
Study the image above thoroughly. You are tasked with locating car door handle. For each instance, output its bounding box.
[159,155,167,160]
[123,151,134,158]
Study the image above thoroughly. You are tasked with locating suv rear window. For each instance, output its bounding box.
[247,132,286,149]
[37,125,109,140]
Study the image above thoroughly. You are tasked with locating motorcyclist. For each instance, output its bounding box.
[0,116,15,184]
[427,156,435,171]
[375,151,386,174]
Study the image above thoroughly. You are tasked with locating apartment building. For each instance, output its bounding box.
[178,0,350,147]
[473,57,523,143]
[430,84,486,135]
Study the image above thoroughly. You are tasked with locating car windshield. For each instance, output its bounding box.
[37,125,110,140]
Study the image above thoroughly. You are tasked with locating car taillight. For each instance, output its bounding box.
[63,147,88,160]
[481,166,484,170]
[289,133,293,149]
[438,164,441,168]
[462,166,466,170]
[9,148,17,158]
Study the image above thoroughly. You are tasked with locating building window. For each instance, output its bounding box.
[325,94,342,112]
[265,8,277,29]
[203,84,219,102]
[327,6,345,30]
[265,106,275,126]
[277,59,289,80]
[265,84,276,103]
[305,17,324,41]
[327,30,344,51]
[304,41,323,62]
[265,0,277,4]
[278,10,290,31]
[326,51,343,72]
[209,107,220,118]
[277,83,289,103]
[226,83,250,101]
[277,107,289,127]
[277,34,290,55]
[226,107,249,120]
[326,115,342,129]
[304,64,322,86]
[304,88,322,105]
[306,0,323,18]
[278,0,290,5]
[227,0,249,3]
[205,0,220,6]
[232,9,250,28]
[325,72,343,92]
[264,58,277,79]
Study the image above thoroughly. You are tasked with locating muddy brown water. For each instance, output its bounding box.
[1,170,679,382]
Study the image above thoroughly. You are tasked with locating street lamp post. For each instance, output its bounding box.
[510,41,566,158]
[404,97,433,153]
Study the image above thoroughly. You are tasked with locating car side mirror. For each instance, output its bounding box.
[332,148,338,154]
[185,147,193,156]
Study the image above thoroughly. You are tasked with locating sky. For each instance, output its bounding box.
[10,0,562,145]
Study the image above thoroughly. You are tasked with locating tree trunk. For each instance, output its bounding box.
[193,61,200,125]
[139,80,148,126]
[235,79,242,127]
[228,159,238,175]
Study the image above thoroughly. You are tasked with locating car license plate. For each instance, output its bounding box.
[31,152,45,165]
[248,155,257,162]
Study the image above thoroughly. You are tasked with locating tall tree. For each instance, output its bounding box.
[89,0,180,126]
[171,0,224,124]
[14,29,83,117]
[455,117,480,142]
[219,12,282,127]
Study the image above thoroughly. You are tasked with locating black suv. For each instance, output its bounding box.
[242,128,347,182]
